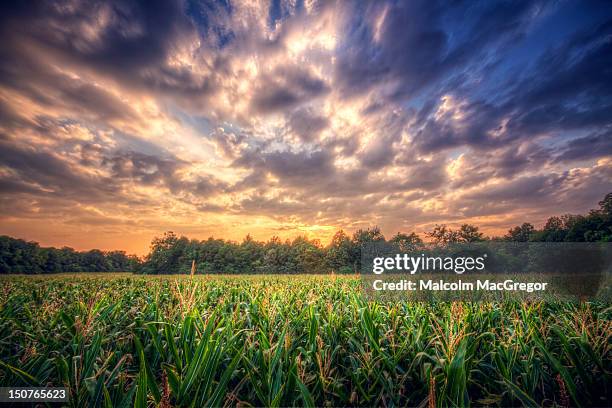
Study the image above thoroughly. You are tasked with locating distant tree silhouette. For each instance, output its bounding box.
[1,192,610,274]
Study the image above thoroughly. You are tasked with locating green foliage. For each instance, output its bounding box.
[325,230,356,272]
[390,231,424,251]
[0,236,139,274]
[427,224,485,244]
[504,223,535,242]
[0,274,609,407]
[1,192,611,274]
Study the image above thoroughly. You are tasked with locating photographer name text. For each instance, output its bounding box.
[371,279,548,292]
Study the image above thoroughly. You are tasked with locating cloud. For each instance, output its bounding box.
[103,150,184,186]
[554,130,612,163]
[0,0,611,252]
[334,1,545,99]
[0,135,119,201]
[287,107,329,142]
[250,65,329,114]
[463,174,560,203]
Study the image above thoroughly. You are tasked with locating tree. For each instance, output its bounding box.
[292,236,325,274]
[237,235,265,273]
[261,236,298,274]
[599,192,612,216]
[42,248,62,273]
[427,225,460,244]
[0,235,140,274]
[352,227,385,244]
[4,191,612,275]
[536,216,568,242]
[350,227,385,272]
[144,231,189,274]
[458,224,485,242]
[505,223,535,242]
[390,232,423,251]
[325,230,353,272]
[427,224,484,244]
[82,250,109,272]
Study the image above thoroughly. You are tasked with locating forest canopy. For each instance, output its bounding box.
[1,192,610,274]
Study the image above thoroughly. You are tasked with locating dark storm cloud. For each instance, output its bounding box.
[0,131,227,220]
[287,108,329,142]
[253,88,300,113]
[455,161,612,219]
[231,144,447,204]
[554,130,612,163]
[448,174,570,220]
[491,146,545,179]
[103,151,184,185]
[232,147,372,197]
[0,60,142,126]
[227,169,267,193]
[335,0,543,99]
[502,20,612,137]
[235,148,334,184]
[0,0,182,69]
[0,136,118,200]
[409,16,612,157]
[333,0,612,177]
[0,0,218,105]
[250,66,329,114]
[397,160,448,191]
[447,143,553,190]
[0,179,47,195]
[0,3,151,130]
[463,175,562,203]
[359,138,395,170]
[236,191,379,221]
[264,150,334,182]
[410,100,501,154]
[102,150,227,196]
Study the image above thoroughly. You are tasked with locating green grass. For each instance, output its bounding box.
[0,274,610,407]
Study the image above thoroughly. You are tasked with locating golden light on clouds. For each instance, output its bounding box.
[0,0,610,255]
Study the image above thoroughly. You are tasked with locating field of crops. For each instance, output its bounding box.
[0,274,610,407]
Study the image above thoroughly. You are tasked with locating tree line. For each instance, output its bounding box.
[142,192,612,274]
[0,238,139,274]
[1,192,610,274]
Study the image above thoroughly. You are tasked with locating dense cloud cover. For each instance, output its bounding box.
[0,0,611,253]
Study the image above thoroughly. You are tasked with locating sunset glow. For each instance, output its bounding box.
[0,1,611,254]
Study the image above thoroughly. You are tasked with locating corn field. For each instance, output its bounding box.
[0,274,610,407]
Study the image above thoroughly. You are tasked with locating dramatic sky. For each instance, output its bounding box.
[1,0,611,254]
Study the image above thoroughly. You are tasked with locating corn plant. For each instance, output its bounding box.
[0,274,609,407]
